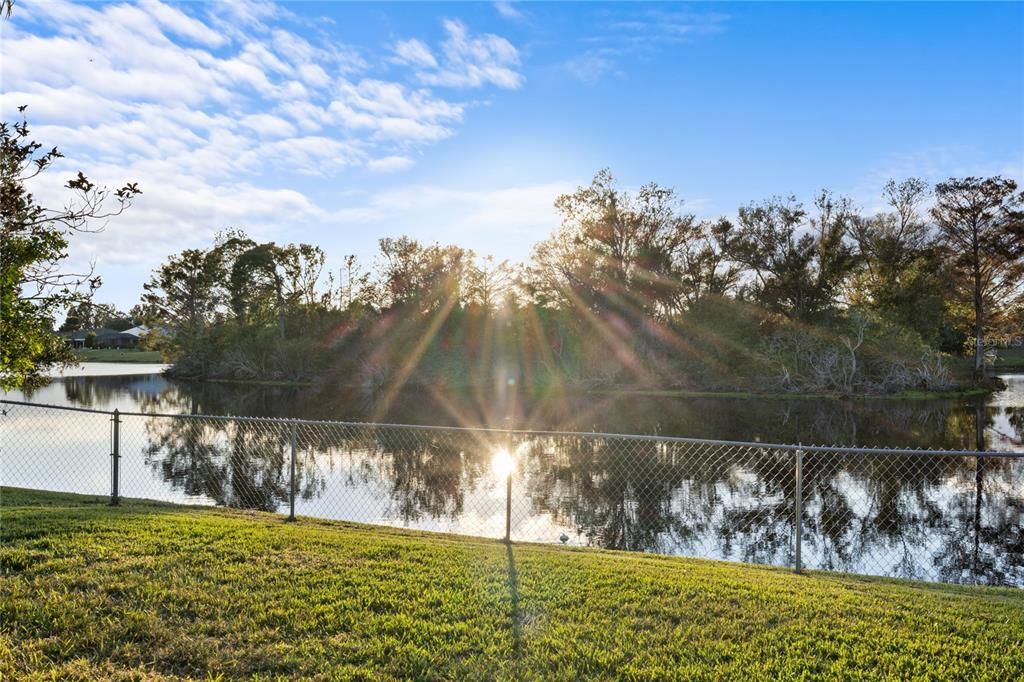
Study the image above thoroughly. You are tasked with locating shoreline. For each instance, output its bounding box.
[73,349,164,364]
[160,372,1011,401]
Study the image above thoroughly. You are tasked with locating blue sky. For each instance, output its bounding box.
[2,1,1022,310]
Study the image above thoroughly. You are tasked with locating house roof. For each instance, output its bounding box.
[64,326,148,339]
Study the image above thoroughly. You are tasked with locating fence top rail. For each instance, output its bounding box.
[1,399,117,417]
[2,398,1020,459]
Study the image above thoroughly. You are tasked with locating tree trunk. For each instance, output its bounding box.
[973,399,985,581]
[275,277,286,342]
[973,255,984,378]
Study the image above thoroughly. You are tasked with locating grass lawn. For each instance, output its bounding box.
[995,347,1024,371]
[950,347,1024,373]
[3,489,1024,680]
[74,348,164,363]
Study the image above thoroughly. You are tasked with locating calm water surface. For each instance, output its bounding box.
[3,364,1022,585]
[9,364,1024,448]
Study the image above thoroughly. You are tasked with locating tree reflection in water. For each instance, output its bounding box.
[143,416,297,511]
[135,400,1024,586]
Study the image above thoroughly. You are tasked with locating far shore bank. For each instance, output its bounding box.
[156,371,1014,402]
[73,349,164,363]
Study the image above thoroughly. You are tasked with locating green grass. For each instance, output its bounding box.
[3,488,1024,680]
[950,348,1024,373]
[205,376,314,387]
[74,348,164,363]
[995,347,1024,371]
[592,386,994,401]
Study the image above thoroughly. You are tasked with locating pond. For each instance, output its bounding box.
[3,365,1023,586]
[9,364,1024,448]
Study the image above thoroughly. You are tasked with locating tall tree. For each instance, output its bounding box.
[58,301,102,332]
[375,237,469,314]
[673,218,739,311]
[529,169,708,319]
[142,247,226,371]
[340,254,366,309]
[1,107,139,389]
[279,243,326,308]
[723,192,857,320]
[61,302,137,332]
[465,255,515,311]
[227,241,328,338]
[143,249,225,333]
[230,243,288,339]
[849,179,952,346]
[850,179,932,289]
[931,177,1024,376]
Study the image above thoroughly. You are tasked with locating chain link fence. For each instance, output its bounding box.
[2,399,1022,586]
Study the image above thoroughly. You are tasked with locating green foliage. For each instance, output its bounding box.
[931,176,1024,375]
[529,169,734,319]
[667,296,777,391]
[374,236,471,312]
[3,488,1024,680]
[762,311,953,394]
[0,108,139,390]
[723,191,858,321]
[848,178,953,347]
[73,348,163,363]
[133,169,1024,396]
[58,301,140,332]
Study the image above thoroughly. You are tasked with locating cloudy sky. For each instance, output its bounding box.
[2,0,1022,310]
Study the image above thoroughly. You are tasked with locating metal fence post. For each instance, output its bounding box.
[287,422,297,522]
[794,446,803,574]
[504,470,513,543]
[110,409,121,506]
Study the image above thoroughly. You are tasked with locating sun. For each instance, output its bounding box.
[491,447,516,479]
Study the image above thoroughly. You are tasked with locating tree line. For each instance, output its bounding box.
[134,169,1023,394]
[3,109,1022,394]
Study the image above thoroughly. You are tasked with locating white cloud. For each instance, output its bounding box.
[393,38,438,68]
[398,19,523,90]
[241,113,297,139]
[852,146,1024,213]
[1,0,526,298]
[328,78,464,141]
[371,117,453,142]
[563,52,618,83]
[367,156,415,173]
[298,63,331,88]
[494,1,524,21]
[868,146,1024,186]
[606,9,730,41]
[137,0,228,47]
[236,137,366,176]
[337,79,463,122]
[209,0,288,33]
[563,8,729,82]
[65,178,324,268]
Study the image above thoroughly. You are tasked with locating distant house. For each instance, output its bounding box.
[92,327,122,347]
[63,325,151,349]
[67,330,89,348]
[98,325,151,348]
